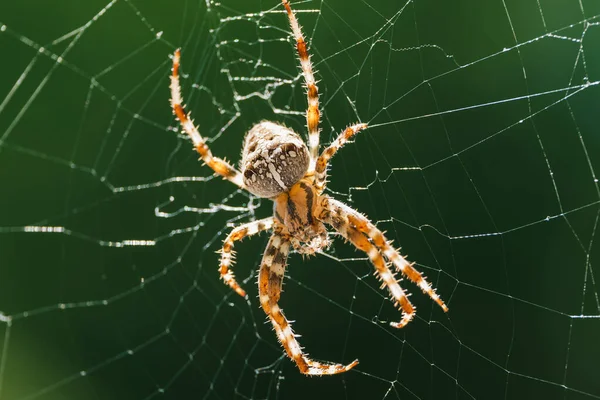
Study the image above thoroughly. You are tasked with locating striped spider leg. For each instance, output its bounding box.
[315,123,368,193]
[258,232,359,375]
[324,198,448,327]
[346,212,449,314]
[170,49,245,188]
[219,217,275,298]
[282,0,320,172]
[168,0,449,377]
[282,0,368,183]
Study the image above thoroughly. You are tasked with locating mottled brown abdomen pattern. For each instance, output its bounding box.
[241,121,310,198]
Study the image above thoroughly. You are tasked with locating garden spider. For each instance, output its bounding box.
[170,0,449,376]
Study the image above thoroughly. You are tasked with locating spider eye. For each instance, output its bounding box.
[241,121,310,198]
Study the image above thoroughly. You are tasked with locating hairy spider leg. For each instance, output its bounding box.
[282,0,321,172]
[259,232,359,375]
[330,199,449,313]
[170,49,245,188]
[219,217,275,297]
[315,123,368,193]
[324,202,416,327]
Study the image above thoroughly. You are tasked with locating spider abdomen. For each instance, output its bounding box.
[241,121,310,198]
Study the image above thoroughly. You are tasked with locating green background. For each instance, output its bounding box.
[0,0,599,399]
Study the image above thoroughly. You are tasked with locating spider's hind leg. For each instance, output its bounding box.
[282,0,321,171]
[170,49,246,188]
[315,123,368,193]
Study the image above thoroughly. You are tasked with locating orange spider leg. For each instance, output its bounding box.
[219,217,274,298]
[282,0,321,171]
[170,49,245,188]
[324,203,416,328]
[259,232,359,375]
[330,199,448,313]
[315,123,368,193]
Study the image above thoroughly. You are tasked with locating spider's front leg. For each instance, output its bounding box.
[259,232,359,375]
[343,206,449,313]
[170,49,245,188]
[324,198,448,328]
[324,204,416,327]
[219,217,274,297]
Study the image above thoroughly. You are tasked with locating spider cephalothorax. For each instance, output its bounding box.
[170,0,448,376]
[274,177,330,255]
[242,121,328,254]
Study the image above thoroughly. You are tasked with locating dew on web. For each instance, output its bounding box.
[0,0,599,399]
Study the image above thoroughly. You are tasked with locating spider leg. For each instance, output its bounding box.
[323,204,416,328]
[315,123,368,193]
[259,232,359,375]
[330,198,449,313]
[219,217,275,298]
[282,0,320,172]
[170,49,245,188]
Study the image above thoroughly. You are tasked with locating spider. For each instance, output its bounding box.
[170,0,449,376]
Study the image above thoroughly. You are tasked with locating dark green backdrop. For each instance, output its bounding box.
[0,0,599,399]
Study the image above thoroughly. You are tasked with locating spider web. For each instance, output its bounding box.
[0,0,599,398]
